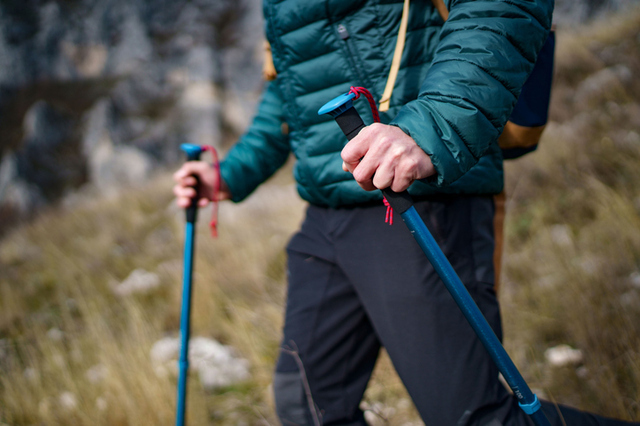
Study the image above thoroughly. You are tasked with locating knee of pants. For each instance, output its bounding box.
[273,371,315,426]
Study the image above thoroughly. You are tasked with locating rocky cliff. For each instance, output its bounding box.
[0,0,263,228]
[0,0,637,231]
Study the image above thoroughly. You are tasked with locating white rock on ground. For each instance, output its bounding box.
[549,224,573,247]
[112,268,161,296]
[58,391,78,411]
[150,336,250,390]
[85,364,108,384]
[23,367,38,382]
[96,396,108,411]
[150,336,180,364]
[544,344,583,367]
[361,402,398,426]
[46,327,64,341]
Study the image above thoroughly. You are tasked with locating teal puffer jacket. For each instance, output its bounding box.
[220,0,553,207]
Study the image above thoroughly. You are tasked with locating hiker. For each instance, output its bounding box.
[174,0,639,424]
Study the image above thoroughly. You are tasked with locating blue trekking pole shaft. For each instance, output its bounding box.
[319,94,550,426]
[176,143,203,426]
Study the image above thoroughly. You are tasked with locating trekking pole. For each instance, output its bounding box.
[319,93,551,426]
[176,143,204,426]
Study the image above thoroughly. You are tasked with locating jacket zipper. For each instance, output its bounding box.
[337,24,375,92]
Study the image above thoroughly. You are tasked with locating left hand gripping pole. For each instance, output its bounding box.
[318,94,549,426]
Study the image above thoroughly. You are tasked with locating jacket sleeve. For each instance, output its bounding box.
[391,0,554,187]
[219,81,290,202]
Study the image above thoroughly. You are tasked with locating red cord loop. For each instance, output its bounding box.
[201,145,220,238]
[348,87,381,123]
[383,197,393,225]
[348,87,393,225]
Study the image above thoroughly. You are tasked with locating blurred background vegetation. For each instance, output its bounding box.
[1,1,640,425]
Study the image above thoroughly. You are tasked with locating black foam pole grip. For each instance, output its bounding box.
[186,178,199,223]
[335,107,415,215]
[381,187,414,214]
[185,152,202,224]
[335,106,366,141]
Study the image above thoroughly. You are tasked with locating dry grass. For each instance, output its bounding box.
[501,6,640,422]
[0,166,420,425]
[0,168,304,425]
[2,6,640,426]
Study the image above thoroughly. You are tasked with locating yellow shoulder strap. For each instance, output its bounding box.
[379,0,448,112]
[378,0,410,112]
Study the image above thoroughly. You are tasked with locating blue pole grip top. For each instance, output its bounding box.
[180,143,203,161]
[318,92,356,117]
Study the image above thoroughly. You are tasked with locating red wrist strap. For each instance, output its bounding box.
[201,145,220,237]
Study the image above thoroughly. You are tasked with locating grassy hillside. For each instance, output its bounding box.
[501,8,640,420]
[1,8,640,425]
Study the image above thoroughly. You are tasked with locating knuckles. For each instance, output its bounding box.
[343,123,430,191]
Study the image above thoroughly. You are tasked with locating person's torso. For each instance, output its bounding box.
[264,0,503,207]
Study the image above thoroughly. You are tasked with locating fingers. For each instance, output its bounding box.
[373,146,420,192]
[173,183,202,208]
[341,127,371,173]
[340,123,435,193]
[341,125,376,190]
[356,153,411,193]
[342,124,397,191]
[350,150,379,192]
[172,162,209,184]
[172,161,216,208]
[371,164,394,192]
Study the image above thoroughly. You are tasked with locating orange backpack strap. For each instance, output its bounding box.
[498,122,546,150]
[263,41,278,81]
[431,0,449,21]
[500,31,555,159]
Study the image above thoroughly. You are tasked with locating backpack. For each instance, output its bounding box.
[498,32,555,159]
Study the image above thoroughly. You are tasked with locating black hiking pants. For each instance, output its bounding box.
[273,196,637,426]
